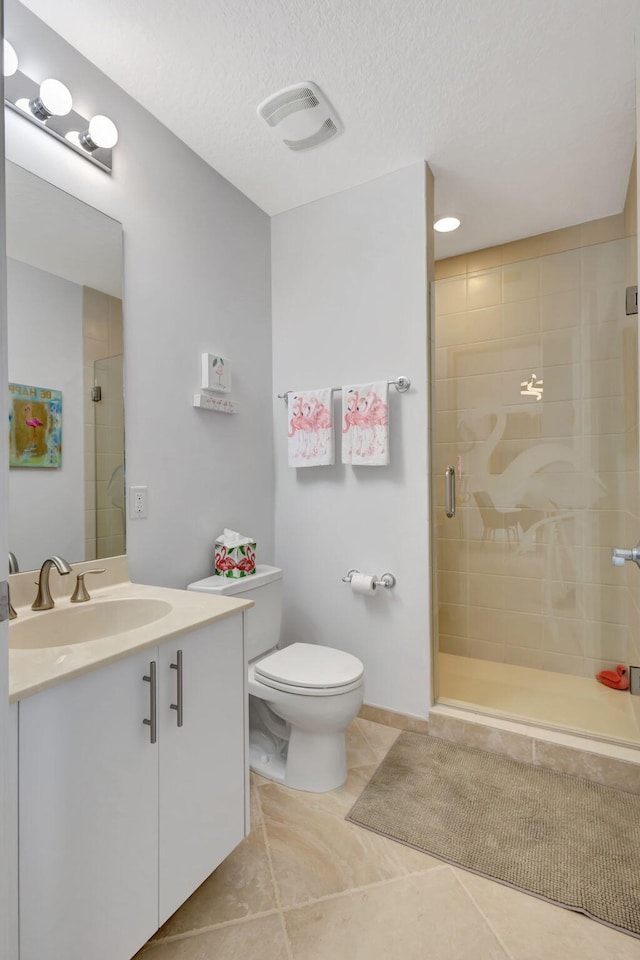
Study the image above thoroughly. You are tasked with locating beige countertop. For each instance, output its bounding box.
[9,557,252,703]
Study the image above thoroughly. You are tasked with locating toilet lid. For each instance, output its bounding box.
[255,642,364,690]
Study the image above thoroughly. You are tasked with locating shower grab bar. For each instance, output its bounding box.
[277,376,410,404]
[445,466,456,519]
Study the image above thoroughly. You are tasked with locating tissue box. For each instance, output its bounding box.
[214,540,256,578]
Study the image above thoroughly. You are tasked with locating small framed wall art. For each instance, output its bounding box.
[9,382,62,468]
[201,353,231,393]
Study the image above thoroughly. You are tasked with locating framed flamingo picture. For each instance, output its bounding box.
[201,353,232,393]
[9,382,62,468]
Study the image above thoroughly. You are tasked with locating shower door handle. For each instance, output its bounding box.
[445,466,456,519]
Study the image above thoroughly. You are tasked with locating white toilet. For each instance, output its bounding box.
[188,564,364,792]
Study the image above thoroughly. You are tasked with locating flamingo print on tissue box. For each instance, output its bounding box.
[342,381,389,465]
[287,387,335,467]
[214,534,256,578]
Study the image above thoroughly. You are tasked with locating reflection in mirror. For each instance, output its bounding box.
[5,162,124,570]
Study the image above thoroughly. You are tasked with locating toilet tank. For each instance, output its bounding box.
[187,564,283,661]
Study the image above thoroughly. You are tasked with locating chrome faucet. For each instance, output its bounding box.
[8,551,19,574]
[32,556,72,611]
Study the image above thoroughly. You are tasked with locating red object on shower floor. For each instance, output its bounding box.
[595,665,629,690]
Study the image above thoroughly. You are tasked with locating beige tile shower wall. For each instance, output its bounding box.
[82,288,124,561]
[434,224,637,679]
[434,211,632,280]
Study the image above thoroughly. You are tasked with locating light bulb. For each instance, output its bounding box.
[3,40,18,77]
[434,216,461,233]
[29,78,72,120]
[82,115,118,150]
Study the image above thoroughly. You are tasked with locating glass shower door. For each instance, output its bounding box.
[93,354,125,559]
[432,233,640,744]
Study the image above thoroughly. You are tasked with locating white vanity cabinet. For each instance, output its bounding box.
[157,618,245,924]
[18,646,158,960]
[17,615,246,960]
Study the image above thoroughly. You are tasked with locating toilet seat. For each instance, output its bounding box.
[253,642,364,697]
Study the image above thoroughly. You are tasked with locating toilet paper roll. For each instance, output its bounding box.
[351,573,377,595]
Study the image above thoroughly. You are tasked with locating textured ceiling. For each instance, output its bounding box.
[14,0,639,256]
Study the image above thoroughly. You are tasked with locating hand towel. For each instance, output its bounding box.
[287,388,335,467]
[341,381,389,465]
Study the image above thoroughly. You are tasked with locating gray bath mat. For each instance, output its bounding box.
[346,732,640,938]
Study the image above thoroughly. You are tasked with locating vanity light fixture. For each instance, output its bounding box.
[79,115,119,151]
[434,216,461,233]
[28,78,72,120]
[3,40,18,77]
[3,43,118,173]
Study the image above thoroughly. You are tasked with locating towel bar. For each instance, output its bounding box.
[277,377,410,404]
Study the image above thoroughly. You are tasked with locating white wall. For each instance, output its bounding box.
[4,0,274,588]
[7,258,84,570]
[272,163,431,719]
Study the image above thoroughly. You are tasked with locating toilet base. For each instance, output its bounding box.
[248,671,363,793]
[285,728,348,792]
[249,730,348,792]
[249,745,286,784]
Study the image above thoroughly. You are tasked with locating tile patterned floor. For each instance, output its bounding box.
[134,719,640,960]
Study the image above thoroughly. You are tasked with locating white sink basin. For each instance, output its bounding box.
[10,598,173,649]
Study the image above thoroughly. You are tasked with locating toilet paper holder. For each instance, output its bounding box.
[342,569,396,589]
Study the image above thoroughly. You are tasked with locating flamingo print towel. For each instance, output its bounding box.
[342,381,389,465]
[287,388,335,467]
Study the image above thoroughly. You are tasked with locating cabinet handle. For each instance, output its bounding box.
[170,650,184,727]
[143,661,157,744]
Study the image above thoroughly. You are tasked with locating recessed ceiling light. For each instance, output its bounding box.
[434,216,461,233]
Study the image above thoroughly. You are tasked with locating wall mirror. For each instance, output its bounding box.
[5,161,124,571]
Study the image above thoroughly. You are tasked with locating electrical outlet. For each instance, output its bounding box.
[129,485,148,520]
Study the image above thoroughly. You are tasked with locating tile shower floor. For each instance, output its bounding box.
[134,718,640,960]
[439,652,640,744]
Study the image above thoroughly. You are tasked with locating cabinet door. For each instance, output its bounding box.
[158,617,245,924]
[19,649,159,960]
[8,702,18,960]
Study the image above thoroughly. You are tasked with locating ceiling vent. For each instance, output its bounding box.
[257,82,343,152]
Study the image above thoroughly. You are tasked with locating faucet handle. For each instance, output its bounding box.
[70,568,107,603]
[8,586,17,620]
